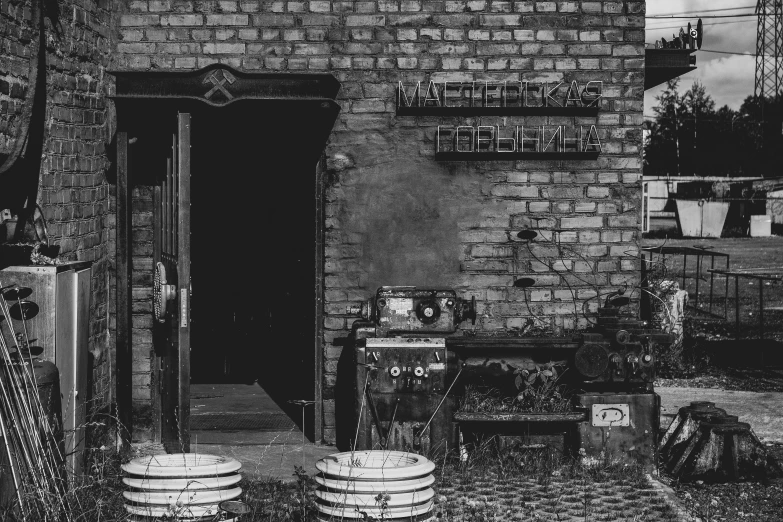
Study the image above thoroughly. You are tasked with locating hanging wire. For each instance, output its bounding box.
[647,19,756,31]
[648,5,757,17]
[647,14,758,19]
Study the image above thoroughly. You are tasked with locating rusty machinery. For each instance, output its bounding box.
[571,293,671,469]
[350,287,475,455]
[349,286,672,469]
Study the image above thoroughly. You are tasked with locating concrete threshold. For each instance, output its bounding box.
[190,438,337,482]
[190,429,337,481]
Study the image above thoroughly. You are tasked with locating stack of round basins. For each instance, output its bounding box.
[315,450,436,522]
[122,453,243,521]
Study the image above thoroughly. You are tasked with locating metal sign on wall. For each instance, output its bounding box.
[396,79,604,160]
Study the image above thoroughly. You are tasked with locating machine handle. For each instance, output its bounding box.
[365,388,387,447]
[459,296,477,325]
[416,363,465,441]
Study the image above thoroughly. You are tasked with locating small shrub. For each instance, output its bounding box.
[458,364,573,415]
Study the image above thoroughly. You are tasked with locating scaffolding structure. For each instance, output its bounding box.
[755,0,783,99]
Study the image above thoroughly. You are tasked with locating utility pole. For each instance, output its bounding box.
[755,0,783,175]
[755,0,783,100]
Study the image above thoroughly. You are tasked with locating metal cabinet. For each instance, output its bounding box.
[0,262,91,477]
[576,392,659,471]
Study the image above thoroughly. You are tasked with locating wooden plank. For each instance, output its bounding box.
[55,270,76,472]
[314,156,325,443]
[71,267,90,476]
[116,131,132,448]
[173,130,179,258]
[168,152,174,256]
[160,150,177,450]
[177,113,192,452]
[163,159,170,255]
[454,411,588,423]
[152,184,162,443]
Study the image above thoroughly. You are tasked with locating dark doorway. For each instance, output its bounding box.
[188,103,319,438]
[112,67,339,448]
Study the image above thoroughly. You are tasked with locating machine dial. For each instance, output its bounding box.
[416,300,441,324]
[615,330,632,345]
[414,366,425,377]
[574,343,609,379]
[390,366,401,377]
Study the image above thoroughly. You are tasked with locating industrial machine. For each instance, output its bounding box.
[351,287,475,454]
[351,286,476,337]
[574,293,670,469]
[349,286,672,469]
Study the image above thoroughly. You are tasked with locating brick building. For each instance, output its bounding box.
[1,0,693,447]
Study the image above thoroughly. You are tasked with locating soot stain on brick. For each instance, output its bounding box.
[341,159,488,290]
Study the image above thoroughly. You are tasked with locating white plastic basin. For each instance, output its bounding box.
[315,450,436,522]
[122,453,242,521]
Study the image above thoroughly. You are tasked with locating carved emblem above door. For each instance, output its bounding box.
[203,69,236,101]
[110,64,341,107]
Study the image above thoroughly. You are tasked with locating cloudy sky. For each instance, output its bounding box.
[645,1,758,118]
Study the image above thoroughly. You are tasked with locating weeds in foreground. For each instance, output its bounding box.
[0,423,681,521]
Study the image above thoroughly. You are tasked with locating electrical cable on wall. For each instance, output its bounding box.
[511,218,675,332]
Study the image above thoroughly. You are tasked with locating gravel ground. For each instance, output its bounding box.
[662,444,783,522]
[669,470,783,521]
[656,366,783,393]
[634,239,783,520]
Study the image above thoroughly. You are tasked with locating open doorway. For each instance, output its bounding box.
[112,66,339,450]
[188,103,320,440]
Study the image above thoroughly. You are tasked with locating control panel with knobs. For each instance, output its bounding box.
[354,337,453,454]
[359,338,446,394]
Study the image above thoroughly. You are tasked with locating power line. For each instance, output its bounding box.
[648,5,756,16]
[647,14,758,19]
[648,18,753,28]
[700,49,757,56]
[648,19,757,31]
[648,15,756,27]
[646,6,756,27]
[644,116,754,122]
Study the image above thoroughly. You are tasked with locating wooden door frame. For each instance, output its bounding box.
[116,132,132,449]
[112,67,340,447]
[120,125,329,447]
[314,156,326,443]
[176,113,192,451]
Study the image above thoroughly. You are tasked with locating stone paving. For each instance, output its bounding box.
[434,471,684,522]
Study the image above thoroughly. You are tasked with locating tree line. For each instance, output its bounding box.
[644,79,783,177]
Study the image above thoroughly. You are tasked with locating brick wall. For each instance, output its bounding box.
[1,0,114,412]
[114,0,645,444]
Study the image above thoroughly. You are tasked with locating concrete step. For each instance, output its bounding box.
[191,430,305,446]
